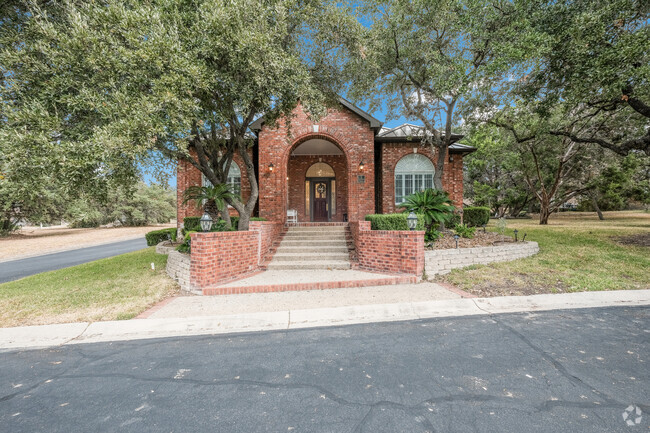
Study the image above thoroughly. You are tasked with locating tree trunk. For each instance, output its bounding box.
[590,194,605,220]
[538,197,550,225]
[432,144,446,191]
[221,209,232,229]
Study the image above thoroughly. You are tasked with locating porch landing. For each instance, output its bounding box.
[201,269,417,296]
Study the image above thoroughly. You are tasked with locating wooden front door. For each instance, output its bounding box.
[311,180,329,222]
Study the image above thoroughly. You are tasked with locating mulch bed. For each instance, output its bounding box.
[427,230,514,250]
[612,233,650,248]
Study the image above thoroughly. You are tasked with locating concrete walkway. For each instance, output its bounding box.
[1,288,648,352]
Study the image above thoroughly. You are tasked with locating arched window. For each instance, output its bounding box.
[395,154,434,204]
[306,162,335,178]
[202,162,241,197]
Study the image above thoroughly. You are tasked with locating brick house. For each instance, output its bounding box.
[177,97,474,227]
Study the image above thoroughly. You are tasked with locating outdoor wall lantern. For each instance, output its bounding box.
[407,211,418,231]
[200,212,213,232]
[268,163,274,172]
[448,154,454,163]
[454,234,460,248]
[359,160,365,171]
[513,229,519,242]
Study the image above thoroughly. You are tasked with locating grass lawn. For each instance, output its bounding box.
[0,247,178,327]
[439,211,650,297]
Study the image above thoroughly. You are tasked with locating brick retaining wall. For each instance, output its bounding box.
[425,242,540,276]
[189,221,283,290]
[350,221,425,277]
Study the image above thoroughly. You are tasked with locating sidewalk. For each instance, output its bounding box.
[1,285,648,352]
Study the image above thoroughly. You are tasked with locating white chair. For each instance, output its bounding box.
[287,209,298,224]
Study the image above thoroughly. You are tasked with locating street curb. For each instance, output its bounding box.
[1,289,649,351]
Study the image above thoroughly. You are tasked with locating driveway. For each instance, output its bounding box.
[0,238,148,284]
[1,306,647,432]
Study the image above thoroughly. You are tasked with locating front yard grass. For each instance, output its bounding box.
[439,211,650,297]
[0,247,178,327]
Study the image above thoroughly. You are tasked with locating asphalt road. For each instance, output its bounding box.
[0,238,148,283]
[1,306,648,432]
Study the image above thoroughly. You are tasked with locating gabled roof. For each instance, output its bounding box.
[249,96,383,133]
[376,123,473,153]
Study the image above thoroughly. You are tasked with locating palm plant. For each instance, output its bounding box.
[182,184,236,227]
[401,189,455,232]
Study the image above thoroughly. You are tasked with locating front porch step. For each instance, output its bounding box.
[266,261,351,270]
[272,252,350,261]
[282,234,347,240]
[276,246,350,254]
[284,227,348,233]
[280,240,349,247]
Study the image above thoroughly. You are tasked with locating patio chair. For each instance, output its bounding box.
[287,209,298,224]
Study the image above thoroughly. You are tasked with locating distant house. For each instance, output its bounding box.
[177,97,475,226]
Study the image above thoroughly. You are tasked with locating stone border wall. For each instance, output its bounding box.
[166,250,191,291]
[425,242,539,276]
[350,221,424,277]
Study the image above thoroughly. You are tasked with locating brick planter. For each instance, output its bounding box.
[189,221,283,291]
[425,241,540,276]
[350,221,424,277]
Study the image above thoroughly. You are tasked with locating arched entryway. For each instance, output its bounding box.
[286,138,349,222]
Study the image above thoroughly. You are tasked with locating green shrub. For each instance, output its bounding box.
[184,215,267,234]
[365,213,425,231]
[453,223,476,239]
[183,216,201,232]
[176,231,196,254]
[463,207,490,227]
[145,228,177,246]
[425,229,442,242]
[449,214,461,227]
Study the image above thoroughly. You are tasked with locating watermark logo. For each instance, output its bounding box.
[622,405,642,426]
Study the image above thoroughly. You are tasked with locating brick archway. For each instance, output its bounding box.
[283,133,350,223]
[257,104,376,223]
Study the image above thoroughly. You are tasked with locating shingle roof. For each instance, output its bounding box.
[249,97,383,132]
[376,123,473,153]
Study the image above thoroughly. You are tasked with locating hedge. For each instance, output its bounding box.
[364,213,425,231]
[183,216,201,232]
[183,215,267,234]
[463,207,490,227]
[145,228,177,246]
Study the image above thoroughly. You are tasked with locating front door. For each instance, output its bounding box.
[311,180,329,222]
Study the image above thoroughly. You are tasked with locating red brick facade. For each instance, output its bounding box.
[257,104,375,223]
[176,103,467,227]
[378,143,464,213]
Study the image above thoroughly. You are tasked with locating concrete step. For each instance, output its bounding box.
[275,246,349,253]
[286,227,348,233]
[272,253,350,261]
[266,261,351,270]
[282,234,347,241]
[279,240,349,247]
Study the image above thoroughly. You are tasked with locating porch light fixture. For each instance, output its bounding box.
[359,161,365,171]
[268,163,274,172]
[407,211,418,231]
[449,154,454,163]
[200,212,213,232]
